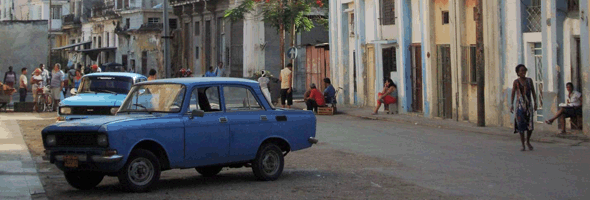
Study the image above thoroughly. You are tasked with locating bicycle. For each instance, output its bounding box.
[35,86,53,112]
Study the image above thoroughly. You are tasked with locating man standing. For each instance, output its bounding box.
[19,68,28,102]
[279,63,293,108]
[216,62,228,77]
[50,64,65,111]
[40,64,50,87]
[148,69,157,81]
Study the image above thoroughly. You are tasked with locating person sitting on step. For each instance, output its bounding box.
[372,78,398,115]
[305,83,326,113]
[545,82,583,134]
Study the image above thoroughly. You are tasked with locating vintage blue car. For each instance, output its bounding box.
[57,72,147,121]
[42,77,318,192]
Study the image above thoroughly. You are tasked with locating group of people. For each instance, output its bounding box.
[205,62,229,77]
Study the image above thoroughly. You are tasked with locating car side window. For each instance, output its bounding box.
[191,86,221,112]
[223,86,263,112]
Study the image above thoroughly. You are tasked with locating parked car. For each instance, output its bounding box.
[57,72,147,121]
[42,77,318,192]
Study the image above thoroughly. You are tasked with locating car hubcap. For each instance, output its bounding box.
[127,158,154,186]
[262,151,280,175]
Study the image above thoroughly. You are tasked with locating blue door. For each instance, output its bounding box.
[222,85,273,162]
[183,86,230,167]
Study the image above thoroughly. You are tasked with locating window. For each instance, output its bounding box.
[350,13,355,36]
[568,0,579,12]
[148,18,160,24]
[382,47,397,78]
[51,6,62,19]
[126,18,130,29]
[194,21,200,36]
[106,32,110,47]
[98,36,102,48]
[470,46,477,84]
[381,0,395,25]
[442,11,449,24]
[169,19,178,30]
[195,46,199,59]
[124,0,129,9]
[117,0,123,9]
[223,86,263,111]
[190,86,221,112]
[70,39,76,44]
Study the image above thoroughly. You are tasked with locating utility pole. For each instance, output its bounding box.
[48,0,53,67]
[476,0,485,126]
[162,0,171,78]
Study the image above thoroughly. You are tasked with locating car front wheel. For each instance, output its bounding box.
[195,166,223,177]
[118,149,161,192]
[64,171,104,190]
[252,143,284,181]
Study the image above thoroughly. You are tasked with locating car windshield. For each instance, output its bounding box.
[119,84,186,113]
[78,76,133,94]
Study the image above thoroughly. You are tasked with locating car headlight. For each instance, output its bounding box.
[60,107,72,115]
[46,135,56,146]
[110,107,119,115]
[97,134,108,147]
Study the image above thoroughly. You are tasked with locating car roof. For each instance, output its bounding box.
[139,77,260,88]
[83,72,146,79]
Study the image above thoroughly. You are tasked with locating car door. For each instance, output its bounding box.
[183,85,230,167]
[222,85,273,162]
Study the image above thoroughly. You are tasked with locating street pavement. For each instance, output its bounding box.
[0,114,51,200]
[314,114,590,199]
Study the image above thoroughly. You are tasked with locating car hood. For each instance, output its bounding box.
[43,114,156,132]
[62,93,127,107]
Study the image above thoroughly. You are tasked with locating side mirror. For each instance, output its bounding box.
[190,109,205,119]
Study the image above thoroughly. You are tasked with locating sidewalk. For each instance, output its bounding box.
[0,116,47,200]
[291,100,589,145]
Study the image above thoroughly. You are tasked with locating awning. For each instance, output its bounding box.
[77,47,117,61]
[52,41,92,50]
[371,39,398,45]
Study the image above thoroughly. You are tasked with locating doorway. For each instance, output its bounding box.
[573,38,581,92]
[411,44,423,112]
[141,51,147,76]
[437,44,452,119]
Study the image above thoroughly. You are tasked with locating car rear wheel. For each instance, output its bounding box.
[252,143,284,181]
[195,166,223,177]
[64,171,104,190]
[118,149,161,192]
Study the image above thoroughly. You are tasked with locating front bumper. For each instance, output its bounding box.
[57,115,109,121]
[44,149,125,172]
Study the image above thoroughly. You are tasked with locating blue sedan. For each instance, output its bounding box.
[42,77,318,192]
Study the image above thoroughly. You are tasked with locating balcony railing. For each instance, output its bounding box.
[525,5,542,32]
[62,14,80,25]
[91,5,117,18]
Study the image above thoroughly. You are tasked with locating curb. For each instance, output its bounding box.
[298,105,583,145]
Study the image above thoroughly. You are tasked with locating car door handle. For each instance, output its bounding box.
[260,115,268,121]
[219,117,228,123]
[276,115,287,121]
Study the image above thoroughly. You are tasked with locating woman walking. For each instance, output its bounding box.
[510,64,538,151]
[372,78,398,115]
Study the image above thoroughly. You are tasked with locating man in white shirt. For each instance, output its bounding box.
[545,82,583,132]
[19,68,28,102]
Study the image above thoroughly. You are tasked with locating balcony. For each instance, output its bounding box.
[62,14,81,27]
[91,4,118,18]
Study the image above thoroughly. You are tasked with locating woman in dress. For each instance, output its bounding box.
[510,64,538,151]
[372,78,397,115]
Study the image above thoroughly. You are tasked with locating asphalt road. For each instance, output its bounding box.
[316,115,590,199]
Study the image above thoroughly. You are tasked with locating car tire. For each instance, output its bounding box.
[251,143,284,181]
[64,171,104,190]
[118,149,161,192]
[195,166,223,177]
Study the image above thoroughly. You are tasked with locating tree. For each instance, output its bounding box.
[224,0,328,69]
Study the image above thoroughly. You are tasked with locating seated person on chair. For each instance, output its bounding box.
[372,78,398,115]
[305,83,326,113]
[323,78,336,106]
[545,82,582,133]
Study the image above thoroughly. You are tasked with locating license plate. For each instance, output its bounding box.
[64,155,78,168]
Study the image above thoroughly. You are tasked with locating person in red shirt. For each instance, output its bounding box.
[305,83,326,113]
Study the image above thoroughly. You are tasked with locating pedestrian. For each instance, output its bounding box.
[148,69,157,81]
[19,67,28,102]
[323,78,336,105]
[91,64,102,73]
[304,83,326,113]
[372,79,398,115]
[4,66,17,88]
[31,69,43,112]
[73,69,82,89]
[205,67,217,77]
[39,64,50,87]
[216,62,228,77]
[510,64,538,151]
[544,82,583,133]
[4,66,17,104]
[66,65,76,97]
[50,63,65,111]
[258,70,271,103]
[279,63,293,108]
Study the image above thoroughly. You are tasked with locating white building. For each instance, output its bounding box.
[28,0,70,31]
[1,0,29,21]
